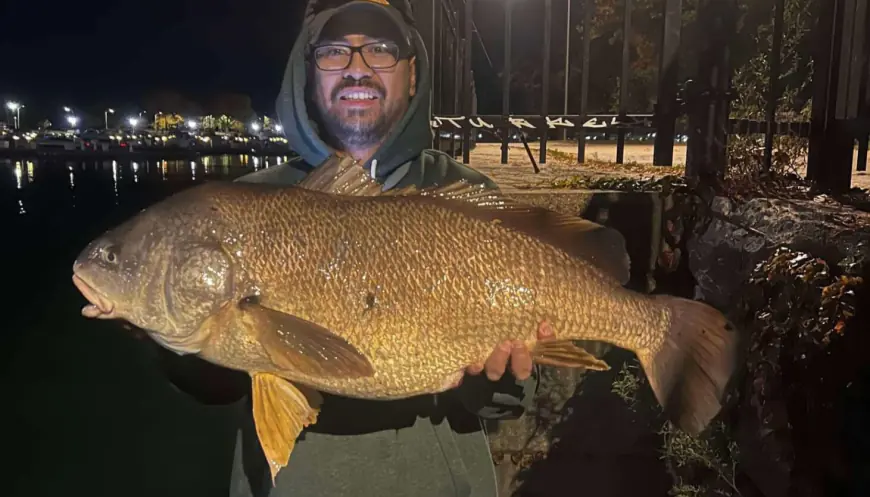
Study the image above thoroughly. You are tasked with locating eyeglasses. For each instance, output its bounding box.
[312,42,402,71]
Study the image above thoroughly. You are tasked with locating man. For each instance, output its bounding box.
[161,1,553,496]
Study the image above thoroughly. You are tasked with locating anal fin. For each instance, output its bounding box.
[251,373,323,485]
[531,340,611,371]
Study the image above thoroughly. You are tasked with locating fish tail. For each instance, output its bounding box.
[637,296,739,435]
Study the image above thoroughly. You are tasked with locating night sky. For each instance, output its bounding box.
[0,0,309,117]
[0,0,552,122]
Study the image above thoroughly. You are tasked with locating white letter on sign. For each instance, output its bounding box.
[546,117,575,129]
[468,117,494,129]
[508,117,536,129]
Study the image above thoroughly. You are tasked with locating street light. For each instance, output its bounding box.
[275,124,284,133]
[128,117,139,128]
[105,108,115,129]
[187,120,198,130]
[63,106,72,113]
[67,115,79,128]
[6,101,22,130]
[251,122,261,132]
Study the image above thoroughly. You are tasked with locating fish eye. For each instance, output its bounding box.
[101,245,119,265]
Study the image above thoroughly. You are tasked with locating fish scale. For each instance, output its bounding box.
[74,178,738,448]
[196,185,665,398]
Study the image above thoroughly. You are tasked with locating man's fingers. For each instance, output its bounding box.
[483,341,512,381]
[510,340,533,380]
[538,320,555,340]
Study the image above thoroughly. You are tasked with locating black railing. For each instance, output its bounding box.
[414,0,870,192]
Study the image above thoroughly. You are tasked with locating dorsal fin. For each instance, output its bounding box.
[395,182,632,285]
[298,155,390,196]
[297,155,631,285]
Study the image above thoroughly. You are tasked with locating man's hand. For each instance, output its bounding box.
[465,320,555,382]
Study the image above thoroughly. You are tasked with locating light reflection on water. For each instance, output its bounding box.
[0,154,290,218]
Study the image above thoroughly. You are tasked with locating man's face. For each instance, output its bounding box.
[312,33,417,149]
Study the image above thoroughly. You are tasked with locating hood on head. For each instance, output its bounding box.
[275,0,432,180]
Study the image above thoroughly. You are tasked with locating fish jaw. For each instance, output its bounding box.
[72,273,117,320]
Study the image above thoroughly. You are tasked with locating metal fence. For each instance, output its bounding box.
[411,0,870,193]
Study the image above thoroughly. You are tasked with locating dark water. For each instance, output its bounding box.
[1,155,287,497]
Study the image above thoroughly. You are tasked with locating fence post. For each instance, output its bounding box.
[502,0,513,165]
[763,0,786,172]
[685,0,738,184]
[807,0,868,192]
[577,0,593,163]
[540,0,552,165]
[462,0,474,165]
[652,0,682,166]
[415,0,438,149]
[616,0,632,164]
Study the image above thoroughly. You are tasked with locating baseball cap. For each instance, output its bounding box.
[312,0,415,56]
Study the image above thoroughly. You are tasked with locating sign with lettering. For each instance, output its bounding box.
[429,114,655,131]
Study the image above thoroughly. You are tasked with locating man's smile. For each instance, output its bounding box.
[335,86,383,109]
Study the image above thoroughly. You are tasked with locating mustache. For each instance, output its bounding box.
[331,79,385,101]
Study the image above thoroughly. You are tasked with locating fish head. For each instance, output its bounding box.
[72,192,239,353]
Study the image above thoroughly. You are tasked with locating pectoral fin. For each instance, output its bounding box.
[239,298,375,378]
[532,340,611,371]
[251,373,323,484]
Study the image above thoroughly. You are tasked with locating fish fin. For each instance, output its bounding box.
[239,298,375,379]
[251,373,322,485]
[402,182,631,285]
[298,155,388,196]
[531,340,611,371]
[639,296,738,435]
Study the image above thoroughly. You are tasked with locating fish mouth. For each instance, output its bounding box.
[72,273,116,319]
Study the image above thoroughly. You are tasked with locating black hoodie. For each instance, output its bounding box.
[164,1,540,496]
[236,0,498,192]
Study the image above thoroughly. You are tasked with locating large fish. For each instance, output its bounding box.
[71,159,738,482]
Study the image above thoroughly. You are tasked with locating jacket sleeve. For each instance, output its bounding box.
[455,365,540,420]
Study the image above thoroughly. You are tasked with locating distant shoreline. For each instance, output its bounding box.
[0,147,293,160]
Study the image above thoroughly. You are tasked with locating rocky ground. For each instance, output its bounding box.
[466,143,870,497]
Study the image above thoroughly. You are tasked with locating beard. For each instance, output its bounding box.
[320,104,395,148]
[314,79,408,149]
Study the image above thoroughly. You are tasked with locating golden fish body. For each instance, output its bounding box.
[72,175,738,482]
[192,182,667,399]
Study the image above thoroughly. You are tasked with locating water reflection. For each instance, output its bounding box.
[14,161,23,189]
[14,161,25,214]
[112,160,119,204]
[0,154,288,218]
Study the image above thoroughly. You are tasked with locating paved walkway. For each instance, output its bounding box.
[466,141,870,191]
